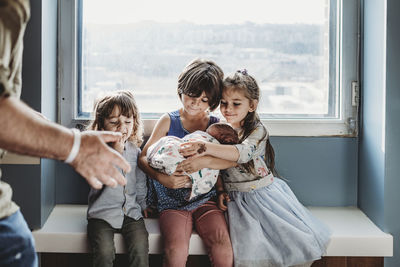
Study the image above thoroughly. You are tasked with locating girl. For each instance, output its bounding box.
[138,59,234,267]
[179,70,331,267]
[87,90,149,267]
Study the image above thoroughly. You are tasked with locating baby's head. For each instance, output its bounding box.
[206,122,239,145]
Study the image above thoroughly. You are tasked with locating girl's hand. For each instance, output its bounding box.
[177,157,204,174]
[156,171,191,189]
[179,140,208,158]
[217,192,230,211]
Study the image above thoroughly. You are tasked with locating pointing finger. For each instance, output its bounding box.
[98,131,123,143]
[87,177,103,190]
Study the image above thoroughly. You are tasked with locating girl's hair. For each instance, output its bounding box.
[89,90,143,147]
[223,70,278,176]
[177,58,224,111]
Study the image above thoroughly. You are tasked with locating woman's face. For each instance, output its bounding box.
[220,88,256,129]
[181,91,210,116]
[103,105,134,143]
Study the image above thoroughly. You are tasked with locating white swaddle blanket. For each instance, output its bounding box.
[147,131,219,200]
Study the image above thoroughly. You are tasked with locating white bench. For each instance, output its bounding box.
[32,205,393,257]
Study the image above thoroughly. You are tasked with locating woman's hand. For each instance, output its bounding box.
[217,192,230,211]
[179,140,208,158]
[156,170,191,189]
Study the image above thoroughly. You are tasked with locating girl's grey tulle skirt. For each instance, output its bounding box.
[227,178,331,267]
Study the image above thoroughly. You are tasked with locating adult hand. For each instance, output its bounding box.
[70,131,131,189]
[179,140,207,158]
[110,136,125,154]
[156,170,191,189]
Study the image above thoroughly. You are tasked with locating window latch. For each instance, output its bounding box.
[351,81,359,107]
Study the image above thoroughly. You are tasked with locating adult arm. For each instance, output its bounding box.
[0,96,130,189]
[137,113,190,189]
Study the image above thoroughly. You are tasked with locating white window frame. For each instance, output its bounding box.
[58,0,359,137]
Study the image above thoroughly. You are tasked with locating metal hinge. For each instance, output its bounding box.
[352,81,359,106]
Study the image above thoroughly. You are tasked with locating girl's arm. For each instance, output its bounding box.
[180,142,239,161]
[138,114,190,189]
[180,124,267,164]
[177,155,237,174]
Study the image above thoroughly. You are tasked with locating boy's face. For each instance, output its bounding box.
[181,91,210,116]
[103,106,134,143]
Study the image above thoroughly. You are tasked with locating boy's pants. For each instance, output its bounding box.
[87,216,149,267]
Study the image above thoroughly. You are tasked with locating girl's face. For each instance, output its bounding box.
[181,91,210,116]
[220,88,257,129]
[103,105,134,143]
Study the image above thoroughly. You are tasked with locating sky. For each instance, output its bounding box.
[84,0,328,25]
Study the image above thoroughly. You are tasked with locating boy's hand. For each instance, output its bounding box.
[217,192,230,211]
[143,207,157,218]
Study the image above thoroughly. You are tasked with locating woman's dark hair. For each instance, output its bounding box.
[223,71,277,176]
[89,90,143,146]
[177,58,224,111]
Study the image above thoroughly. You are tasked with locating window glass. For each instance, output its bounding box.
[79,0,335,119]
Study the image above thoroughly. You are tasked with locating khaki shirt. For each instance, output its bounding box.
[0,0,30,219]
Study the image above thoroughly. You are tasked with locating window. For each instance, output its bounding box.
[59,0,359,136]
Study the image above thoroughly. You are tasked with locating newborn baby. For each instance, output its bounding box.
[147,122,239,199]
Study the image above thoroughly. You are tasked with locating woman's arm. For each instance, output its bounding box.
[138,114,190,189]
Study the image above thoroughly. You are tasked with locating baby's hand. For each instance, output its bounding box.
[217,192,230,211]
[179,140,207,158]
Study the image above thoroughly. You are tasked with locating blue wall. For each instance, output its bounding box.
[55,137,358,207]
[359,0,400,266]
[0,0,58,229]
[383,0,400,266]
[40,0,58,227]
[358,0,386,228]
